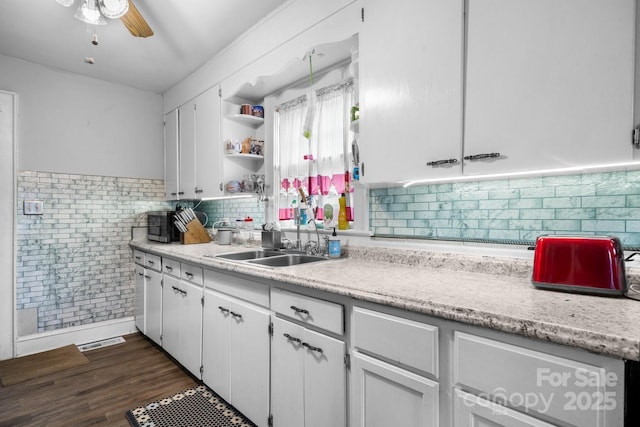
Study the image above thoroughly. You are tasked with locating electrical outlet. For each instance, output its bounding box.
[24,200,43,215]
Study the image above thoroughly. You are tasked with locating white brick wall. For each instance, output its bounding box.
[16,170,170,333]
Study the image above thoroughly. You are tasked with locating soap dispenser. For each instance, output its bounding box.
[328,228,341,258]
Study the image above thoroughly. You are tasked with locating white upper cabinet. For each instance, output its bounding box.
[463,0,636,175]
[194,87,222,198]
[164,109,180,199]
[359,0,464,183]
[178,102,196,198]
[164,86,222,200]
[359,0,637,184]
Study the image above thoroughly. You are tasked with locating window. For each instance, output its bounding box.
[274,79,355,227]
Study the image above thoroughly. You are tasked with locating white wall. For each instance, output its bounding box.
[0,54,164,179]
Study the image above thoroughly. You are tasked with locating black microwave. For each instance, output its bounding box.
[147,210,180,243]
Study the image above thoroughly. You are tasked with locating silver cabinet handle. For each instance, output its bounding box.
[185,272,193,278]
[218,306,230,314]
[463,152,501,161]
[290,305,309,315]
[165,266,173,271]
[302,342,323,353]
[284,333,302,344]
[230,311,242,319]
[427,158,458,166]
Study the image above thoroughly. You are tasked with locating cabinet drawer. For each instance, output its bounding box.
[162,257,181,278]
[180,262,203,286]
[353,307,438,378]
[454,389,555,427]
[144,253,161,272]
[271,288,343,336]
[453,332,624,427]
[204,269,269,308]
[133,250,145,265]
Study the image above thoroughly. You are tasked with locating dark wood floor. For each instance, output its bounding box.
[0,333,198,426]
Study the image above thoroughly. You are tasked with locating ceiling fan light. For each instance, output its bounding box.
[74,0,107,25]
[99,0,129,19]
[56,0,75,7]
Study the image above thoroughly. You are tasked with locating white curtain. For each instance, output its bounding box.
[275,79,354,224]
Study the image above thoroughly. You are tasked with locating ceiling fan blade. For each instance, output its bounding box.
[120,0,153,38]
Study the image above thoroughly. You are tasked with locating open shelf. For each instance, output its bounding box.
[226,113,264,127]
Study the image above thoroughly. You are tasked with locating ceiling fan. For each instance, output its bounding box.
[56,0,153,38]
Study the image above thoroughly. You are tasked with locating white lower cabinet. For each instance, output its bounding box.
[202,289,271,427]
[145,268,162,346]
[134,264,145,332]
[454,389,556,427]
[352,351,439,427]
[161,274,202,378]
[271,316,346,427]
[453,331,625,427]
[351,306,439,427]
[134,251,162,345]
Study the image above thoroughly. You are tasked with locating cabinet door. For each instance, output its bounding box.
[271,317,305,427]
[145,269,163,346]
[352,351,438,427]
[134,265,145,333]
[303,327,346,427]
[202,289,232,402]
[164,109,180,200]
[178,281,202,379]
[360,0,463,183]
[229,298,270,427]
[195,88,223,198]
[454,389,555,427]
[463,0,635,175]
[179,103,197,199]
[161,275,181,356]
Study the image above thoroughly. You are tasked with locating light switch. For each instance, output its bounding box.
[24,200,43,215]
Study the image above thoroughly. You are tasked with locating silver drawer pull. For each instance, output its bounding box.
[302,342,323,353]
[147,260,155,265]
[218,306,230,314]
[284,333,302,344]
[165,266,173,271]
[230,311,242,319]
[290,305,309,315]
[185,272,194,278]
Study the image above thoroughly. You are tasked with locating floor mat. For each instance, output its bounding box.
[0,344,89,386]
[126,385,257,427]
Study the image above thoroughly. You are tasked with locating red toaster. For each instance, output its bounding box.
[531,236,627,296]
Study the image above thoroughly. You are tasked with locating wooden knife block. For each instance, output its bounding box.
[180,219,212,244]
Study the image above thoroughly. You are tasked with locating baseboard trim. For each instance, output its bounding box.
[15,317,137,356]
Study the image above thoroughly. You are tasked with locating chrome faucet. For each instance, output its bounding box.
[306,219,322,256]
[295,208,302,251]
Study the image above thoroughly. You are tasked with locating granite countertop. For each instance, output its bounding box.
[130,239,640,361]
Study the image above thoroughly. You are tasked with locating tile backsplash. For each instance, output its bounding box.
[17,167,640,335]
[194,198,265,228]
[370,170,640,248]
[16,170,169,334]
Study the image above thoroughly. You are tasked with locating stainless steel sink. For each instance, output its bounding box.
[214,250,283,260]
[209,249,329,267]
[248,254,328,267]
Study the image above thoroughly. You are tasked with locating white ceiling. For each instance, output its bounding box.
[0,0,289,93]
